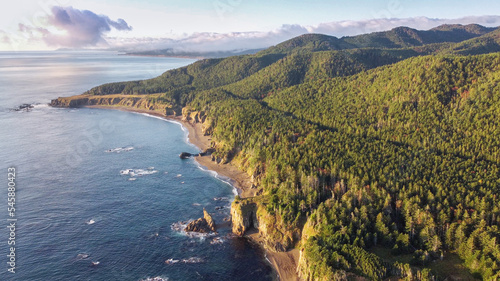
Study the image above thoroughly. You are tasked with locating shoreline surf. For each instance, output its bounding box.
[83,104,300,281]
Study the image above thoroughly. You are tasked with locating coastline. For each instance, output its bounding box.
[121,53,206,59]
[86,105,300,281]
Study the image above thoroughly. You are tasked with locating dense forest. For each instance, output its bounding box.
[53,24,500,280]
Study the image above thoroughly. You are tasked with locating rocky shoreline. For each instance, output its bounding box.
[50,97,301,281]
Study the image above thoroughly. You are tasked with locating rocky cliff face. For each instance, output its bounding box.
[231,199,258,236]
[231,198,299,252]
[50,94,182,116]
[181,107,214,136]
[181,107,207,123]
[296,216,318,281]
[50,96,90,107]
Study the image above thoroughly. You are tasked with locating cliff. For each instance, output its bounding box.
[231,197,300,252]
[50,94,182,116]
[296,214,319,281]
[231,198,258,236]
[181,107,214,135]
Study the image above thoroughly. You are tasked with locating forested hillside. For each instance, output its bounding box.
[52,24,500,280]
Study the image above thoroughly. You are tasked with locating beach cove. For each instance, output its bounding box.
[85,105,301,281]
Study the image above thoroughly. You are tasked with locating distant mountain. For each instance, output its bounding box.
[127,24,496,58]
[72,24,500,100]
[126,48,264,58]
[444,27,500,55]
[261,23,497,54]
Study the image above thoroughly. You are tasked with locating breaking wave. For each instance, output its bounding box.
[105,146,134,153]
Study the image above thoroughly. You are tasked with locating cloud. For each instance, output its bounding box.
[111,15,500,53]
[0,30,11,44]
[2,12,500,51]
[11,6,132,49]
[309,15,500,37]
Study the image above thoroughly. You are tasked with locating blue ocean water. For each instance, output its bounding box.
[0,51,273,281]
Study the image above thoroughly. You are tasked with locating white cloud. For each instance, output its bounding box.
[311,15,500,37]
[0,6,131,50]
[2,9,500,52]
[109,15,500,53]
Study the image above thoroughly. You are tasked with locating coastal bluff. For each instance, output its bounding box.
[231,197,299,253]
[50,94,183,116]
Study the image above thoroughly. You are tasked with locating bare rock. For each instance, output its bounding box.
[203,208,216,232]
[184,208,216,233]
[185,218,210,233]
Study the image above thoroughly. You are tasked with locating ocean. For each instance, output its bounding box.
[0,51,273,281]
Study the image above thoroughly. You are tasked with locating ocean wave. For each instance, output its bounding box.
[194,162,238,196]
[105,146,134,153]
[165,257,205,265]
[10,103,59,113]
[182,257,205,263]
[170,220,216,239]
[164,258,180,265]
[139,276,169,281]
[170,220,191,232]
[76,253,90,260]
[137,113,199,151]
[120,168,158,177]
[32,103,50,109]
[17,217,54,233]
[210,237,225,245]
[143,229,166,241]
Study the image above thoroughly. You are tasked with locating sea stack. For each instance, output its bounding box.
[203,208,216,232]
[185,208,216,233]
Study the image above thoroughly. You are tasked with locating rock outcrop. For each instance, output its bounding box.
[231,198,298,252]
[181,107,213,136]
[11,103,34,112]
[50,94,182,116]
[179,152,195,159]
[199,148,215,156]
[231,199,258,236]
[185,208,216,233]
[203,208,216,232]
[182,107,206,124]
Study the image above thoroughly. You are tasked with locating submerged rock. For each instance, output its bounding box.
[11,103,34,112]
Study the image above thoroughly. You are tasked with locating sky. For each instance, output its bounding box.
[1,0,500,51]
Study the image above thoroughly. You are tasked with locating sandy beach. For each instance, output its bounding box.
[86,105,301,281]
